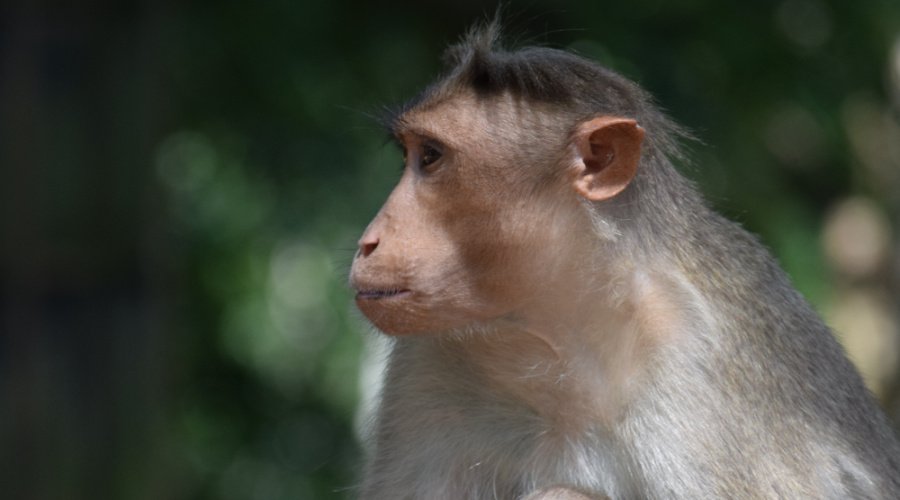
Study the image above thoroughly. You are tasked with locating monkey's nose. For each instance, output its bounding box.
[358,237,379,258]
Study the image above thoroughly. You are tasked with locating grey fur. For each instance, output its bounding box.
[359,24,900,499]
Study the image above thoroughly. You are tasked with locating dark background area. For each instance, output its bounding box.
[2,1,899,499]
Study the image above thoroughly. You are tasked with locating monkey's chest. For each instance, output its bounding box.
[408,396,629,499]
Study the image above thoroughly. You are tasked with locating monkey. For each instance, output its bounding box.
[349,23,900,500]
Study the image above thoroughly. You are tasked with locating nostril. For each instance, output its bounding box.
[358,238,379,258]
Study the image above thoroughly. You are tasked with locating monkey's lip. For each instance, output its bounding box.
[354,287,411,300]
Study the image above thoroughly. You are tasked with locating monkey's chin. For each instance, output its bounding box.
[355,292,422,336]
[355,292,473,336]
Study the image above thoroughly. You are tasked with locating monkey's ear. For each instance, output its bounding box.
[572,117,644,201]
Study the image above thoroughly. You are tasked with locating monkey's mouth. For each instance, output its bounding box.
[355,287,411,300]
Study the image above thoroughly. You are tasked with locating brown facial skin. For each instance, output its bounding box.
[350,92,643,337]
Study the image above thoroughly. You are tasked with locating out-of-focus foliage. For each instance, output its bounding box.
[2,1,899,499]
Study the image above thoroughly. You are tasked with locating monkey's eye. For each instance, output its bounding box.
[420,145,442,171]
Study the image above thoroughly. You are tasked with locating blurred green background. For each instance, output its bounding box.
[2,1,900,499]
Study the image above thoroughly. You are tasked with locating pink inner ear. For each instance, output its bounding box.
[588,143,614,170]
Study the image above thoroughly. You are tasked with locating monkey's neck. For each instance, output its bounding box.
[446,288,662,432]
[452,263,702,434]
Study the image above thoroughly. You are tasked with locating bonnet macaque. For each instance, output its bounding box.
[349,24,900,499]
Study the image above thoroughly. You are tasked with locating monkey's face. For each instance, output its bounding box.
[350,95,589,335]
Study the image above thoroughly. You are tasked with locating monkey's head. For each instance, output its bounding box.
[350,28,661,336]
